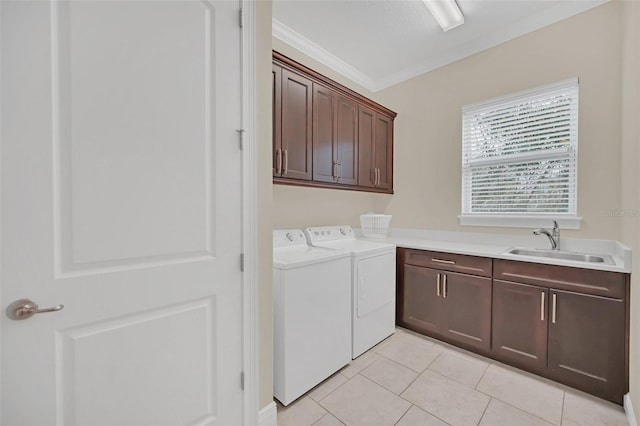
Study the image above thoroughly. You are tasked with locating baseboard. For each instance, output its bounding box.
[258,401,277,426]
[625,393,638,426]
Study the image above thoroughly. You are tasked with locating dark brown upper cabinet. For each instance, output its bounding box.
[312,84,358,186]
[273,51,396,193]
[273,64,313,181]
[358,106,394,190]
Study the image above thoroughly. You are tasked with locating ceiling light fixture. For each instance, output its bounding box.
[423,0,464,32]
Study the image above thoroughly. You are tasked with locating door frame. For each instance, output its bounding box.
[240,0,259,424]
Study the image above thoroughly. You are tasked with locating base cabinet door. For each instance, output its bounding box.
[440,271,491,352]
[401,265,441,335]
[400,264,491,352]
[548,289,626,402]
[492,280,548,372]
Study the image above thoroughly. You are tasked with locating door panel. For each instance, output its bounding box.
[357,253,395,317]
[281,69,312,180]
[357,105,375,187]
[492,280,548,371]
[1,1,243,424]
[440,271,491,351]
[548,289,626,402]
[375,114,393,190]
[336,95,358,185]
[273,64,282,176]
[401,265,441,335]
[312,84,336,183]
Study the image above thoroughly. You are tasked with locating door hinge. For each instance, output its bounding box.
[240,371,245,390]
[236,129,245,150]
[238,8,243,29]
[240,253,244,272]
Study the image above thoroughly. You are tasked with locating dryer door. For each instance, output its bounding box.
[357,252,396,317]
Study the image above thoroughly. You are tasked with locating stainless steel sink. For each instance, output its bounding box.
[504,248,615,265]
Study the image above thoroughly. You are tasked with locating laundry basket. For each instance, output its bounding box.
[360,213,392,239]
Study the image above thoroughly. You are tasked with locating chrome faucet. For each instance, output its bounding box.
[533,221,560,250]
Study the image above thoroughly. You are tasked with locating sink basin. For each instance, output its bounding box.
[504,248,615,265]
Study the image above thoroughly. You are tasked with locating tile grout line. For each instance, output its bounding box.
[560,391,566,426]
[475,396,493,426]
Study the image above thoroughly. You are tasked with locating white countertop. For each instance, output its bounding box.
[359,228,632,273]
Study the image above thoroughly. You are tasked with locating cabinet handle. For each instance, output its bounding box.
[431,258,456,265]
[551,293,557,324]
[436,273,441,296]
[443,274,447,298]
[376,168,380,186]
[283,149,288,174]
[276,148,282,174]
[339,162,342,179]
[540,291,545,321]
[333,161,337,179]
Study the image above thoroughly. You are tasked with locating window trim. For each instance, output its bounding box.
[459,78,580,229]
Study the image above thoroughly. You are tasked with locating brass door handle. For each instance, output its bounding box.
[6,298,64,320]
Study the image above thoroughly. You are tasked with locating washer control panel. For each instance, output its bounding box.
[273,229,307,248]
[305,226,354,243]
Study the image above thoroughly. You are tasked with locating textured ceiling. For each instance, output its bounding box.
[272,0,608,92]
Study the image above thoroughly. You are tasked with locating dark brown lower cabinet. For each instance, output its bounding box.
[400,264,491,352]
[548,289,626,403]
[492,280,548,372]
[398,249,630,405]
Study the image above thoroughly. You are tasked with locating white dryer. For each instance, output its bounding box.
[305,226,396,358]
[272,229,351,406]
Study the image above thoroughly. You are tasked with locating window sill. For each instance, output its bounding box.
[458,215,582,230]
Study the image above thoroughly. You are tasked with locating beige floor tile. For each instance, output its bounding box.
[319,375,411,426]
[428,349,489,388]
[360,357,419,394]
[479,398,554,426]
[277,396,327,426]
[476,364,564,425]
[374,331,442,372]
[312,413,345,426]
[395,405,449,426]
[562,391,628,426]
[340,351,380,378]
[308,373,349,402]
[401,369,490,426]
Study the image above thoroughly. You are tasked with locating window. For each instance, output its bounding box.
[460,78,581,229]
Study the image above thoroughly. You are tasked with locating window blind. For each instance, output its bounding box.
[461,79,578,216]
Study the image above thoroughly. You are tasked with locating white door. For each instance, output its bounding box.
[1,0,244,424]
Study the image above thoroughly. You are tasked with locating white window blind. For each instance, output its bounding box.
[461,79,578,219]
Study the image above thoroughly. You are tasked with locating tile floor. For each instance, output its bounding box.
[276,328,629,426]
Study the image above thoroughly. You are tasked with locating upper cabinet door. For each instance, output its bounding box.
[281,69,313,180]
[358,105,393,190]
[312,83,337,183]
[335,95,358,186]
[375,114,393,190]
[272,63,282,177]
[358,105,376,188]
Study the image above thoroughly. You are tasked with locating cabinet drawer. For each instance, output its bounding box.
[494,259,627,299]
[403,249,492,277]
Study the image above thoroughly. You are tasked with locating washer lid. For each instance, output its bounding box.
[273,245,349,269]
[311,239,395,256]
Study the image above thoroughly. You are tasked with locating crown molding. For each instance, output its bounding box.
[272,19,377,92]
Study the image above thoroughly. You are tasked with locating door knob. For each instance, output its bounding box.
[6,298,64,320]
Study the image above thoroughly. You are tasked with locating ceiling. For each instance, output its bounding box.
[272,0,607,92]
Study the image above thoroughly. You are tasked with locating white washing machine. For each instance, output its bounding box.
[305,226,396,358]
[272,229,352,406]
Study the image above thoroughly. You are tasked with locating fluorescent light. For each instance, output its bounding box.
[423,0,465,32]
